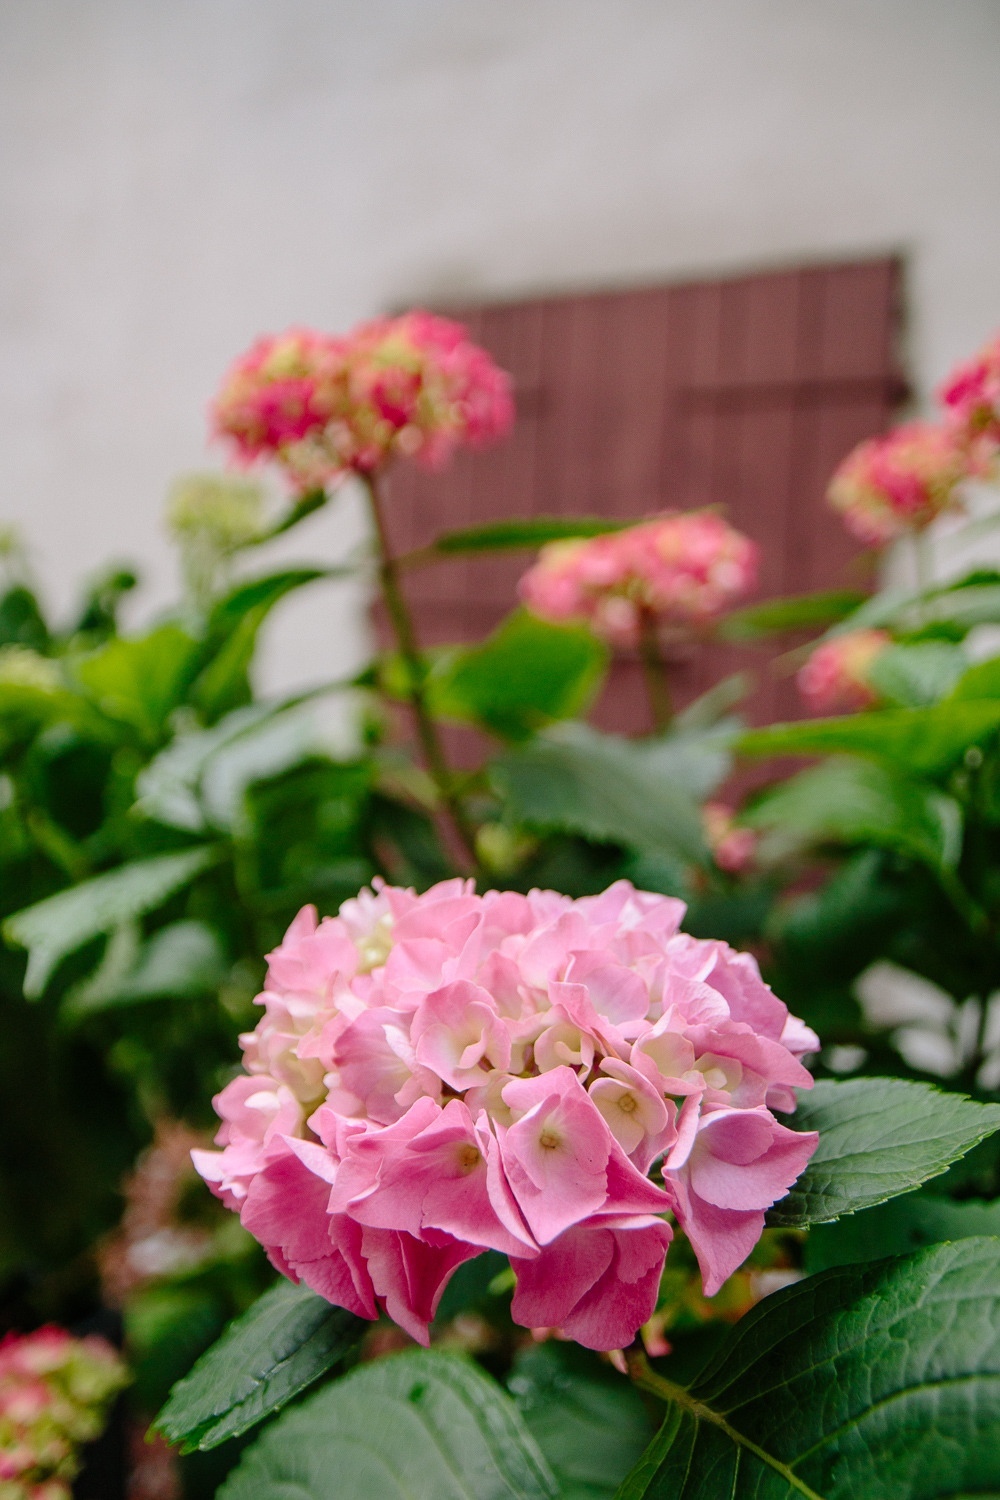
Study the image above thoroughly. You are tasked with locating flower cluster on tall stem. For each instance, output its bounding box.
[827,329,1000,553]
[193,878,818,1352]
[211,313,515,868]
[518,511,758,732]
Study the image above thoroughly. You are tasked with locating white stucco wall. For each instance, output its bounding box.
[2,0,999,698]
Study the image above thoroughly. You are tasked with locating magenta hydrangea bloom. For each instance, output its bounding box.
[212,312,514,491]
[518,511,759,648]
[939,331,1000,453]
[797,629,891,714]
[193,880,818,1350]
[826,421,975,546]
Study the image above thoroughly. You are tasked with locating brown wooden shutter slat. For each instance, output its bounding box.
[378,258,904,749]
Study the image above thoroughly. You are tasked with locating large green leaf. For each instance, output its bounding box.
[154,1280,366,1453]
[434,609,608,740]
[399,515,631,567]
[806,1189,1000,1272]
[509,1342,653,1500]
[62,919,228,1016]
[744,757,961,871]
[619,1237,1000,1499]
[73,624,201,743]
[737,701,1000,777]
[718,590,868,642]
[218,1348,557,1500]
[193,569,331,723]
[3,845,220,997]
[493,723,708,864]
[866,641,967,707]
[766,1077,1000,1228]
[948,653,1000,701]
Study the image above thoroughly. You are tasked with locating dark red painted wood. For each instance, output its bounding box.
[377,259,904,750]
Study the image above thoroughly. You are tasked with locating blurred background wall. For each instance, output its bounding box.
[1,0,999,700]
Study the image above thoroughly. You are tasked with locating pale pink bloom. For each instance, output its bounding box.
[663,1105,818,1295]
[194,877,818,1348]
[797,629,891,715]
[510,1217,673,1352]
[827,421,974,546]
[212,313,514,491]
[938,331,1000,453]
[519,511,759,647]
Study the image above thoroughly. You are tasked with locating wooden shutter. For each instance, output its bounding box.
[380,259,905,737]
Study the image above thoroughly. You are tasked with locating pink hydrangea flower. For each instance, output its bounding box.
[938,331,1000,454]
[194,879,818,1351]
[703,802,757,874]
[518,511,759,648]
[212,312,514,491]
[797,629,891,714]
[0,1327,128,1497]
[827,421,974,546]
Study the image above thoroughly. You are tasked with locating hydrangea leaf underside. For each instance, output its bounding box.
[620,1238,1000,1499]
[766,1077,1000,1228]
[153,1280,366,1453]
[217,1348,558,1500]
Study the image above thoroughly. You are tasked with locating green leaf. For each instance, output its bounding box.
[73,624,201,742]
[948,653,1000,701]
[217,1348,557,1500]
[402,515,631,566]
[718,590,868,642]
[766,1077,1000,1228]
[246,488,329,545]
[493,722,708,864]
[737,700,1000,777]
[866,641,967,707]
[805,1189,1000,1272]
[62,919,228,1016]
[620,1237,1000,1499]
[3,845,220,997]
[154,1280,366,1454]
[509,1342,653,1500]
[744,757,961,871]
[434,609,608,740]
[194,569,330,723]
[0,585,50,651]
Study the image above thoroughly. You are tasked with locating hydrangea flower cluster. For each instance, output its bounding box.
[826,420,975,546]
[939,330,1000,454]
[0,1327,128,1500]
[212,313,514,491]
[518,511,759,648]
[797,629,890,714]
[193,879,818,1352]
[702,802,758,874]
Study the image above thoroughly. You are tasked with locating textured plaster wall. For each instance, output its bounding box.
[1,0,998,695]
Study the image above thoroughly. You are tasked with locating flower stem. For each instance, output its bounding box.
[362,471,479,871]
[638,611,674,733]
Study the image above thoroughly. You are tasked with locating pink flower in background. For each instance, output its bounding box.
[194,879,818,1351]
[938,331,1000,453]
[0,1327,128,1499]
[826,421,974,546]
[797,629,891,714]
[518,511,759,648]
[703,802,757,874]
[212,312,514,491]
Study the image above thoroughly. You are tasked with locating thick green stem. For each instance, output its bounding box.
[363,472,478,871]
[638,612,674,733]
[624,1348,824,1500]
